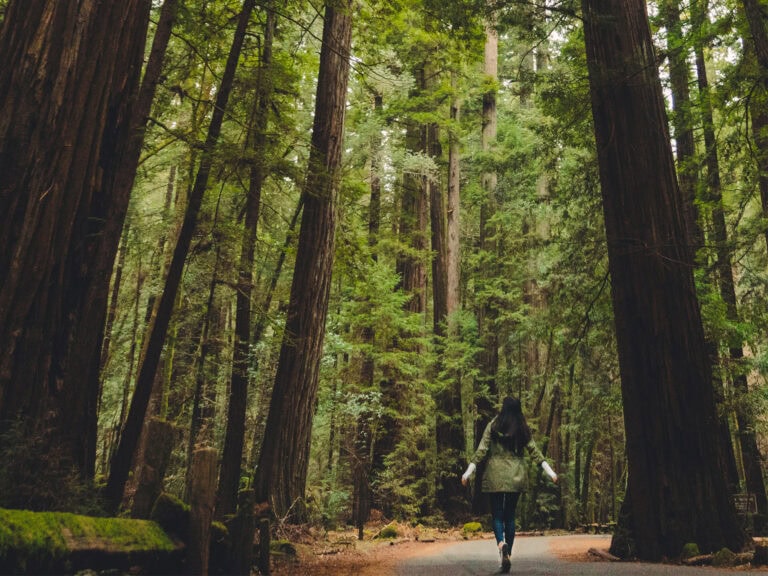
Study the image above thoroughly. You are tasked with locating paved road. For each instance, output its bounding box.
[395,535,764,575]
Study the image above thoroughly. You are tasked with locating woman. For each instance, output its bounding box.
[461,396,558,572]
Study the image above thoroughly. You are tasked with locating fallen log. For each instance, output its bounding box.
[682,552,753,567]
[0,508,184,574]
[588,547,621,561]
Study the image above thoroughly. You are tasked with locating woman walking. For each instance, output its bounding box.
[461,396,558,572]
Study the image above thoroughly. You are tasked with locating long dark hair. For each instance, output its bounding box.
[491,396,532,455]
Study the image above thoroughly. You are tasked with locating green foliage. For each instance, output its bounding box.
[681,542,700,559]
[270,539,297,556]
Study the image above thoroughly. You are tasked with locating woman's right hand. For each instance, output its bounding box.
[461,462,476,485]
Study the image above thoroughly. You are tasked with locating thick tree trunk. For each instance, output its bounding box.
[253,1,353,518]
[105,0,256,510]
[0,0,152,481]
[581,0,747,559]
[217,3,276,519]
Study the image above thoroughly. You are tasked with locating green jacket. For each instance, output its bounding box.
[471,419,546,493]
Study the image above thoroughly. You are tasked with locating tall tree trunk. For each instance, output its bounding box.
[0,0,152,482]
[432,85,465,520]
[352,92,383,538]
[476,15,499,437]
[105,0,257,510]
[581,0,746,559]
[429,132,449,337]
[217,3,276,519]
[253,1,353,518]
[693,1,768,525]
[447,83,461,319]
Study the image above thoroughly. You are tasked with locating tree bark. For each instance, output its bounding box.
[131,418,175,519]
[217,2,276,519]
[105,0,256,510]
[0,0,152,481]
[189,448,218,576]
[253,1,353,518]
[581,0,747,559]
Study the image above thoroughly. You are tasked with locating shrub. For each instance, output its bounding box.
[681,542,700,559]
[712,547,736,567]
[462,522,483,534]
[377,524,398,539]
[0,422,106,515]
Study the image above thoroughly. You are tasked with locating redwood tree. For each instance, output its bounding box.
[580,0,747,559]
[253,0,353,518]
[0,0,151,485]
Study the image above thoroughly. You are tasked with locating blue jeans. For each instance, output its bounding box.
[490,492,520,549]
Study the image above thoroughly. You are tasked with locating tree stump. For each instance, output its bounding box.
[132,419,175,519]
[188,448,217,576]
[258,516,271,575]
[753,545,768,566]
[229,489,256,576]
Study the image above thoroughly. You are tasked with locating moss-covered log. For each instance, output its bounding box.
[0,508,183,574]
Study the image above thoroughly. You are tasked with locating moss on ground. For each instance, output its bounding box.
[0,508,178,574]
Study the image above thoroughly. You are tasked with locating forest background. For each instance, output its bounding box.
[1,0,768,565]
